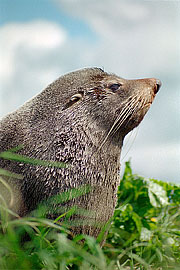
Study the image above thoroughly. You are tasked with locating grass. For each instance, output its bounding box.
[0,161,180,269]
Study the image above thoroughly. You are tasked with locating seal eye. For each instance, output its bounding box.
[109,84,121,92]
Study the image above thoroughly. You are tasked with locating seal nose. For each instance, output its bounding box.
[154,79,162,94]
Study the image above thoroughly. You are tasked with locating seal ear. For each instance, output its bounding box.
[63,92,84,110]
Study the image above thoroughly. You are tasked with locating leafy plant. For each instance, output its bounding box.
[106,161,180,269]
[0,203,114,270]
[0,160,179,269]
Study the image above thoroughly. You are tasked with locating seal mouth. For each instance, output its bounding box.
[140,101,153,117]
[145,92,156,107]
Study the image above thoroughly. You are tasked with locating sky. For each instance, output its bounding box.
[0,0,180,183]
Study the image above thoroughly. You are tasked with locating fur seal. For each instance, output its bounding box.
[0,68,161,236]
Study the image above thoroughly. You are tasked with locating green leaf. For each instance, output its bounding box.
[132,212,142,234]
[0,168,23,179]
[122,161,132,180]
[128,252,151,270]
[147,180,169,207]
[140,227,152,241]
[0,151,67,168]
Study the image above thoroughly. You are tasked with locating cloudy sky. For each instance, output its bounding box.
[0,0,179,183]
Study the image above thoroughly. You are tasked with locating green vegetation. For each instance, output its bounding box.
[0,162,179,269]
[106,162,180,269]
[0,146,67,168]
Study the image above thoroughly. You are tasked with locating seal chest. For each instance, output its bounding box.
[0,68,161,236]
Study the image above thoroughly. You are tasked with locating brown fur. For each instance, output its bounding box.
[0,68,161,236]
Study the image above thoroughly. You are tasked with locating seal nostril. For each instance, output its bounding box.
[155,79,162,94]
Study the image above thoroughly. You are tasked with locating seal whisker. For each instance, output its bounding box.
[97,95,138,151]
[108,94,147,138]
[110,99,140,137]
[109,96,140,135]
[118,98,145,131]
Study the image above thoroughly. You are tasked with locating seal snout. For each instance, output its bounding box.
[147,78,162,95]
[154,79,162,94]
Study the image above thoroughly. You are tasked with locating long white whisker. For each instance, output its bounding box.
[110,103,136,137]
[97,95,139,151]
[119,99,144,131]
[110,97,141,137]
[97,102,133,150]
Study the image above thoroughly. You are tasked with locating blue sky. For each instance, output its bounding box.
[0,0,180,183]
[0,0,96,39]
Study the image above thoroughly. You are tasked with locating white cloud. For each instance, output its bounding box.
[0,20,66,81]
[58,0,180,76]
[0,20,67,116]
